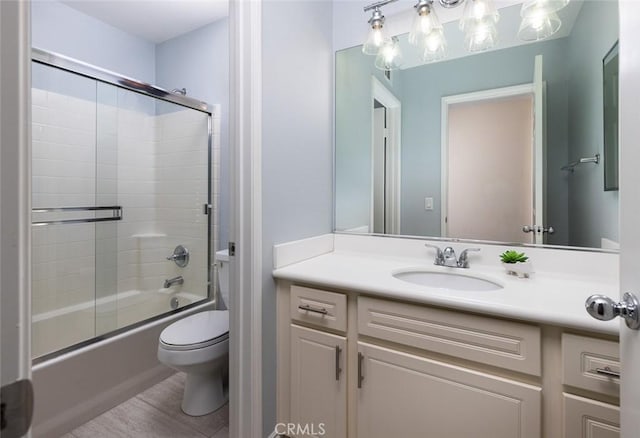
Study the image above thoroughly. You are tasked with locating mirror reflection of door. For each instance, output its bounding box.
[370,77,401,235]
[446,94,535,244]
[372,101,389,234]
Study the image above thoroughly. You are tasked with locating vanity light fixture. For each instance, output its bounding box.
[460,0,500,52]
[464,19,499,52]
[459,0,499,31]
[362,0,570,66]
[363,6,392,55]
[408,0,443,47]
[520,0,569,16]
[517,0,568,41]
[409,0,448,62]
[375,36,404,70]
[423,28,448,62]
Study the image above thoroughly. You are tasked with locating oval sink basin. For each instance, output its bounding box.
[393,270,503,291]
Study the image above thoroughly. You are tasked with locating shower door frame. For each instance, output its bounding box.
[30,48,216,363]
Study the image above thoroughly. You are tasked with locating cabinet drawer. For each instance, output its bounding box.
[562,333,620,397]
[290,286,347,332]
[563,393,619,438]
[358,296,541,376]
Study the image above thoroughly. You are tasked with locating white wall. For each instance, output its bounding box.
[261,1,334,435]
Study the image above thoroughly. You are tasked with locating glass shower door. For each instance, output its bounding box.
[31,62,120,358]
[31,58,212,360]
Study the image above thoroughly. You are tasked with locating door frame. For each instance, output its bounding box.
[229,0,263,437]
[440,83,536,240]
[370,76,402,235]
[0,0,33,434]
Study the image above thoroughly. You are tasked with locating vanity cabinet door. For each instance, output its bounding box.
[563,393,619,438]
[356,342,541,438]
[290,324,346,438]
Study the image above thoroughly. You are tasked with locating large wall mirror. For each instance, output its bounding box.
[335,0,619,250]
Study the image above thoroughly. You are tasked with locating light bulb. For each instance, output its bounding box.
[422,29,447,62]
[464,20,498,52]
[375,37,404,71]
[460,0,499,32]
[518,10,561,41]
[473,1,487,20]
[363,8,391,55]
[521,0,570,17]
[408,1,443,48]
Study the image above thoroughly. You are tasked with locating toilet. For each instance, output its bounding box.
[157,249,230,416]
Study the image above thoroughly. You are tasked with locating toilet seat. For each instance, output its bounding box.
[160,310,229,351]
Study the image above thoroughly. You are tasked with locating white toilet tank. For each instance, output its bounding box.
[216,249,230,308]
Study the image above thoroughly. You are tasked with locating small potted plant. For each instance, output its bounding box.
[500,250,533,278]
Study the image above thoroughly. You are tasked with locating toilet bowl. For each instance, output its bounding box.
[157,249,230,416]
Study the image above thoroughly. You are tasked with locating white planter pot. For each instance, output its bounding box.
[502,261,533,278]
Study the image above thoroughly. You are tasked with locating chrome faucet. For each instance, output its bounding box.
[442,247,458,267]
[164,275,184,288]
[424,244,480,268]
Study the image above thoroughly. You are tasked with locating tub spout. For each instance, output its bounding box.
[164,275,184,288]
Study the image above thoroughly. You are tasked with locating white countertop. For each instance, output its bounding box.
[273,249,620,336]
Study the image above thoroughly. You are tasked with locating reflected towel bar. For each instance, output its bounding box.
[32,206,122,226]
[561,154,600,172]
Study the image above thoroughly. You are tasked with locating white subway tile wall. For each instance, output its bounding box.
[31,85,219,358]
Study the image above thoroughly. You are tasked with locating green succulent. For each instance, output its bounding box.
[500,250,529,264]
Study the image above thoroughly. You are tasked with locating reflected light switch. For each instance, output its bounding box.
[424,197,434,211]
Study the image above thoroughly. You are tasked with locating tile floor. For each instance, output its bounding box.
[60,373,229,438]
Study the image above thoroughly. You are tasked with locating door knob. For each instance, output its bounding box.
[522,225,555,234]
[585,292,640,329]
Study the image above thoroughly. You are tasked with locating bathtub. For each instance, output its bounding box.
[32,289,205,359]
[31,291,214,437]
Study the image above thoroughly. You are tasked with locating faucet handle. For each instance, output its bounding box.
[458,248,481,268]
[424,243,445,266]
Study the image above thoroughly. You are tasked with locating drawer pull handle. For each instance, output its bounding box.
[593,366,620,378]
[298,304,328,315]
[335,346,342,381]
[358,352,364,388]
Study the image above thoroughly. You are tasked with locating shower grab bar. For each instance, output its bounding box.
[32,206,122,226]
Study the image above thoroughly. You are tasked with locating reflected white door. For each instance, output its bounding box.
[619,2,640,437]
[1,1,33,437]
[532,55,546,245]
[446,93,535,243]
[372,107,386,234]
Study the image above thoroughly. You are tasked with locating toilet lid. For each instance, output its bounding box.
[160,310,229,350]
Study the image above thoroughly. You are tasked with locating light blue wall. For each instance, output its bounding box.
[31,1,156,83]
[262,1,334,435]
[335,47,402,230]
[567,1,619,247]
[156,19,230,250]
[398,39,571,243]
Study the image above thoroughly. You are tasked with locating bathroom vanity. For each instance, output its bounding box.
[273,234,620,438]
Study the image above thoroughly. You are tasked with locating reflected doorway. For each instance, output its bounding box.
[370,77,401,235]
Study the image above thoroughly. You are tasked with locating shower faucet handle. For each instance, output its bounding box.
[167,245,190,268]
